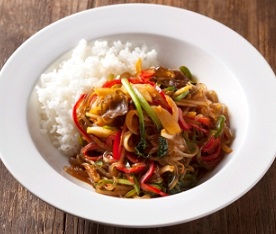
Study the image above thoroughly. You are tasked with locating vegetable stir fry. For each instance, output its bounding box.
[65,60,233,198]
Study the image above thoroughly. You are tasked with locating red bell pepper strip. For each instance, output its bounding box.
[81,142,103,161]
[178,109,209,134]
[186,115,211,127]
[130,77,149,84]
[72,94,92,143]
[115,162,146,174]
[126,152,141,164]
[201,136,220,154]
[140,183,167,197]
[102,79,122,88]
[178,108,192,130]
[140,69,155,79]
[112,130,122,160]
[140,160,155,183]
[190,124,209,135]
[140,161,168,197]
[197,117,211,127]
[201,145,221,162]
[154,85,171,110]
[201,136,221,162]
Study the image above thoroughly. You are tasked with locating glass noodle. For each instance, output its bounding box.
[65,59,233,198]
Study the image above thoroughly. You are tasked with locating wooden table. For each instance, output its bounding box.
[1,0,275,233]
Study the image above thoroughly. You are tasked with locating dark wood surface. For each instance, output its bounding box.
[1,0,275,233]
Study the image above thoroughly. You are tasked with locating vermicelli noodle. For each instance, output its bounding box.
[65,61,233,198]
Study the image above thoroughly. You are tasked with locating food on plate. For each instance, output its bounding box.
[36,40,233,198]
[65,60,233,198]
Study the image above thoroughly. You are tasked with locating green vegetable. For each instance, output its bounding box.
[98,178,133,186]
[157,136,168,157]
[169,173,197,194]
[132,175,140,195]
[173,90,189,101]
[163,86,176,92]
[132,86,162,129]
[214,115,226,138]
[121,78,147,156]
[179,66,192,80]
[125,189,137,198]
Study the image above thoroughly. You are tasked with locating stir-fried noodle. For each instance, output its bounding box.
[65,61,233,198]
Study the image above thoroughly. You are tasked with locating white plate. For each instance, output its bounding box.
[0,4,276,227]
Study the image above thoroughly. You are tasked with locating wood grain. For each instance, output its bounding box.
[0,0,275,233]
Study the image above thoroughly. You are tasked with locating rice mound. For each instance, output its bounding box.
[36,39,158,156]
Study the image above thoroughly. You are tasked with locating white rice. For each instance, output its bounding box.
[36,39,158,156]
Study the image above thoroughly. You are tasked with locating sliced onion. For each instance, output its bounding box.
[123,131,136,152]
[151,105,181,135]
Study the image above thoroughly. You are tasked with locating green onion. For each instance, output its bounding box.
[214,115,226,138]
[98,178,133,186]
[132,175,140,195]
[125,189,137,198]
[132,86,162,130]
[179,66,192,80]
[164,86,176,92]
[121,78,147,156]
[116,178,134,186]
[102,125,117,130]
[173,90,189,101]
